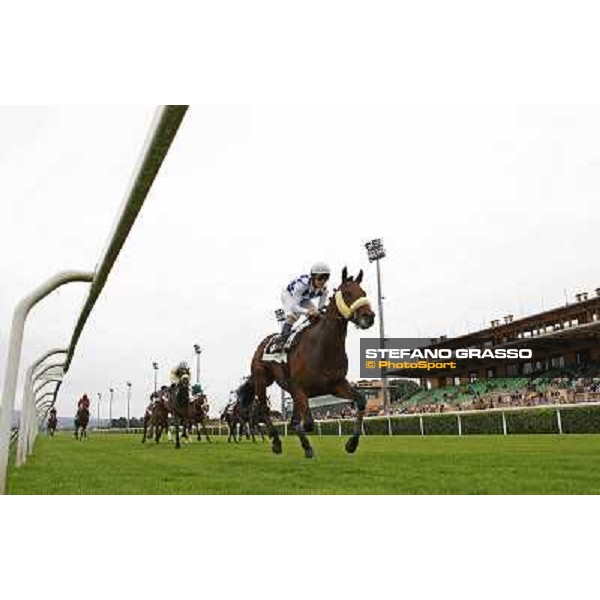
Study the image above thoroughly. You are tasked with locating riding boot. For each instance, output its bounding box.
[280,321,292,339]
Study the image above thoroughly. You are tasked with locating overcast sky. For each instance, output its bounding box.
[1,105,599,418]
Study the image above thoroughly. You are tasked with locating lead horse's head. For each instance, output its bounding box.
[333,267,375,330]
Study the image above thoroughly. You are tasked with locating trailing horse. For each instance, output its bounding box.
[74,407,89,440]
[237,381,267,442]
[142,395,170,444]
[246,267,375,458]
[47,412,58,436]
[188,394,212,442]
[220,403,242,443]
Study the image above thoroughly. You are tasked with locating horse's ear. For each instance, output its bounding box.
[342,266,348,282]
[356,269,363,284]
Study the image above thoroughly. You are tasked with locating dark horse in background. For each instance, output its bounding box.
[170,373,191,449]
[236,382,267,442]
[47,410,58,436]
[74,407,89,440]
[221,387,265,443]
[244,267,375,458]
[220,403,242,443]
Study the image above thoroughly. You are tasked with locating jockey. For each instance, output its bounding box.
[280,262,331,340]
[77,394,90,410]
[49,406,57,415]
[170,361,191,386]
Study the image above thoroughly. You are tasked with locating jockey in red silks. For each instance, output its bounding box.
[77,394,90,410]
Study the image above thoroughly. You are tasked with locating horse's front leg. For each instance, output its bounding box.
[174,416,181,449]
[290,388,314,459]
[332,380,365,454]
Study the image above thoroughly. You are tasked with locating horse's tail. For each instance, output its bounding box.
[238,377,255,407]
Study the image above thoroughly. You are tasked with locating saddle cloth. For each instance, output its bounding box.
[262,316,312,363]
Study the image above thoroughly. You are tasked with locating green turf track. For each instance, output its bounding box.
[7,432,600,494]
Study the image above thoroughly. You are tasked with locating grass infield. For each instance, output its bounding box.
[7,432,600,494]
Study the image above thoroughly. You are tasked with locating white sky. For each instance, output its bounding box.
[1,105,600,418]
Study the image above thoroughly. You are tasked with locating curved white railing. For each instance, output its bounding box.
[0,105,188,493]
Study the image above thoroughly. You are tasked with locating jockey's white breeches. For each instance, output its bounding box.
[281,289,314,320]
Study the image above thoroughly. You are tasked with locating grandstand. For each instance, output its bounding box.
[390,287,600,412]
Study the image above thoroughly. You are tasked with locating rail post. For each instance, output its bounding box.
[501,412,508,436]
[16,350,66,466]
[0,271,93,494]
[556,408,563,434]
[419,415,424,436]
[28,362,65,455]
[457,414,462,436]
[338,419,342,437]
[387,416,392,436]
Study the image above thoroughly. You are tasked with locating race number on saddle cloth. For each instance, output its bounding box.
[264,315,313,361]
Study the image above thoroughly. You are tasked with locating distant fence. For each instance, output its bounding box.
[86,402,600,438]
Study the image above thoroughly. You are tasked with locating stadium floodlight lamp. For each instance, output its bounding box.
[152,361,158,370]
[274,309,286,323]
[365,238,386,262]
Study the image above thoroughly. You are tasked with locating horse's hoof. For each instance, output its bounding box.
[304,447,314,459]
[345,436,359,454]
[271,439,282,454]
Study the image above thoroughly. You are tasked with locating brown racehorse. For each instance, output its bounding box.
[74,407,89,440]
[142,394,171,443]
[246,267,375,458]
[188,394,212,442]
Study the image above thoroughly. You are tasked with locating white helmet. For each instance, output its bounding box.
[310,262,331,276]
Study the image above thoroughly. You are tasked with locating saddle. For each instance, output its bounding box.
[263,316,312,362]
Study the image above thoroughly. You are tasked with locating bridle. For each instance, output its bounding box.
[334,289,371,321]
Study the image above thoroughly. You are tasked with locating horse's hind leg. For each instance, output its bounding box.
[254,369,282,454]
[332,380,365,454]
[290,388,314,459]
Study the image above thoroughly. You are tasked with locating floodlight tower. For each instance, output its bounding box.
[152,361,159,392]
[97,392,102,429]
[126,381,132,430]
[193,344,202,385]
[365,238,389,412]
[109,388,114,429]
